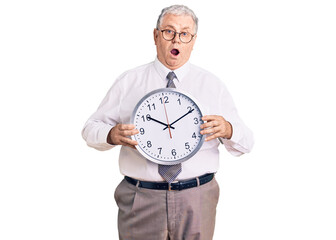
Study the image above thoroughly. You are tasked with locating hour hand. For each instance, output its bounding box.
[147,116,175,129]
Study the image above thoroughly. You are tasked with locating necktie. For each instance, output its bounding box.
[158,72,182,183]
[166,71,176,88]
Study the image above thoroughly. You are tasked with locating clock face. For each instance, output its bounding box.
[131,88,204,165]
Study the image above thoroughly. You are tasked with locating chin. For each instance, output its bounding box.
[166,59,186,69]
[167,62,181,70]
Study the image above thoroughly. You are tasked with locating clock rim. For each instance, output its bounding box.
[130,88,205,165]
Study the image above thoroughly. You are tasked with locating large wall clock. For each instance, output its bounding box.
[131,88,204,165]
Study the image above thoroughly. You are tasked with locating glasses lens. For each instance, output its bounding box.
[162,30,175,41]
[179,32,192,43]
[161,29,193,43]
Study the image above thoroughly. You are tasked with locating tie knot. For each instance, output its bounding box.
[167,71,176,81]
[166,72,176,88]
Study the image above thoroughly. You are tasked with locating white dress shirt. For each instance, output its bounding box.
[82,58,254,181]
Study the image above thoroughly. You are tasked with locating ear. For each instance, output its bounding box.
[191,34,197,50]
[153,28,159,45]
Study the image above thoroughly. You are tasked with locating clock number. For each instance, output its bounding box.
[159,96,169,104]
[185,142,190,149]
[192,132,197,139]
[177,98,181,105]
[139,128,145,135]
[147,103,156,111]
[194,117,199,124]
[147,141,152,148]
[171,149,176,156]
[141,114,151,122]
[187,106,192,111]
[158,147,162,155]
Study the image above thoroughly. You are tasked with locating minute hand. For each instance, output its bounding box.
[163,109,194,130]
[148,116,175,129]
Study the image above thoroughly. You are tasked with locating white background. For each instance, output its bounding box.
[1,0,335,239]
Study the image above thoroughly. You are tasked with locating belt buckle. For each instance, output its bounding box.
[168,181,179,191]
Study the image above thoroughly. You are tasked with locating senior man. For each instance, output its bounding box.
[82,4,254,240]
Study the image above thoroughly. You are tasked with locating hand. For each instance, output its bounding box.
[200,115,233,141]
[147,116,175,129]
[163,108,194,130]
[107,124,139,149]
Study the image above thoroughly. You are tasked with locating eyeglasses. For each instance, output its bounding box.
[158,28,195,43]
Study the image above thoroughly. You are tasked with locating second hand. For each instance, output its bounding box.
[162,100,172,139]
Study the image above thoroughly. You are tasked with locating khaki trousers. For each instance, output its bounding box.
[114,177,220,240]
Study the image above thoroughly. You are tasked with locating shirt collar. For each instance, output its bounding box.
[154,57,190,83]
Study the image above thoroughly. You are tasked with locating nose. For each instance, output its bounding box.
[172,33,181,44]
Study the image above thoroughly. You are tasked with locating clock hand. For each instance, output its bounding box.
[162,100,172,139]
[163,108,194,130]
[147,116,175,129]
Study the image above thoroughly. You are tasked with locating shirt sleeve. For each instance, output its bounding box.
[217,85,254,156]
[81,79,122,151]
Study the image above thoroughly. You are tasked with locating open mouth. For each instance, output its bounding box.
[170,49,180,56]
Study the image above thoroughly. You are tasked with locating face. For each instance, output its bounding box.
[154,14,197,70]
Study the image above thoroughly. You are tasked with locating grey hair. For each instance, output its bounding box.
[156,5,199,34]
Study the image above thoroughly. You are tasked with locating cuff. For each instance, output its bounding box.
[96,124,115,151]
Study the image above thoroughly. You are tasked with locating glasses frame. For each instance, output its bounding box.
[157,28,195,43]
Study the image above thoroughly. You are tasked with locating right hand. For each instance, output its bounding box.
[107,124,139,149]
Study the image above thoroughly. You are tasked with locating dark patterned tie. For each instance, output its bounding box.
[158,72,182,183]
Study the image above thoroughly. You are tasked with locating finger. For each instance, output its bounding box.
[202,115,221,122]
[200,120,220,129]
[205,133,222,142]
[122,142,137,149]
[120,137,138,146]
[120,129,139,137]
[119,124,136,131]
[200,126,221,135]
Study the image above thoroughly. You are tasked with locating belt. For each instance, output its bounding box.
[125,173,214,191]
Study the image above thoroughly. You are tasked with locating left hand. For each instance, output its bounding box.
[200,115,233,141]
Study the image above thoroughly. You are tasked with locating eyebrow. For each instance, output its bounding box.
[164,25,191,31]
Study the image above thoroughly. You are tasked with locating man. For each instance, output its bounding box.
[82,5,254,240]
